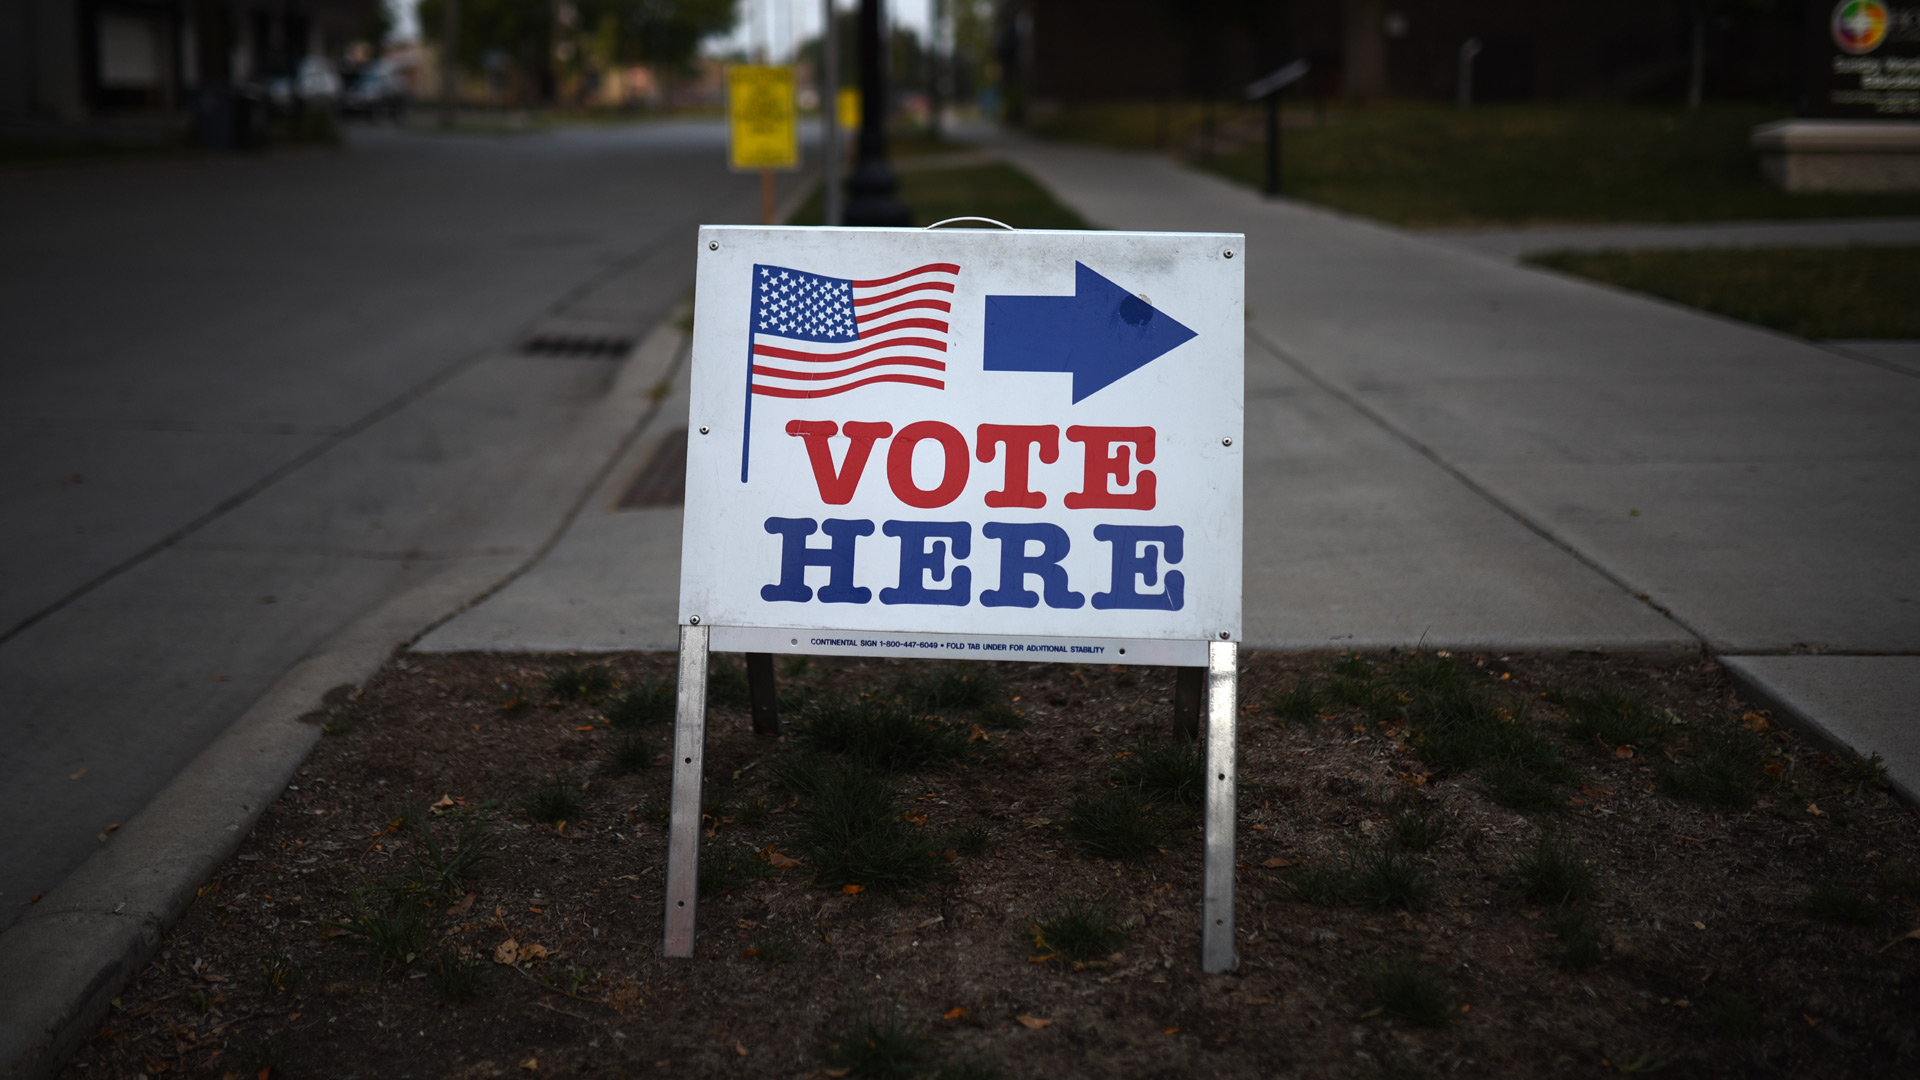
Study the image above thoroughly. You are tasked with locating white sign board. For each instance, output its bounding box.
[679,226,1244,667]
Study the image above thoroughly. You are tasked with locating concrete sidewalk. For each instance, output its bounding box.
[986,137,1919,802]
[422,137,1919,804]
[1421,215,1920,261]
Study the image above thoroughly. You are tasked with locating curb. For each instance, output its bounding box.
[1720,656,1920,809]
[0,312,691,1080]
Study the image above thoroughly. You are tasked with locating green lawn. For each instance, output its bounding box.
[1032,101,1920,227]
[786,161,1092,229]
[1527,246,1920,339]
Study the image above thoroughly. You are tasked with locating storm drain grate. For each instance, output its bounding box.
[618,428,687,508]
[521,334,635,359]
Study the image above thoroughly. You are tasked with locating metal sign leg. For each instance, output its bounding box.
[1201,640,1239,973]
[662,624,711,958]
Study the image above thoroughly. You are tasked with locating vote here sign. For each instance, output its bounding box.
[679,226,1243,667]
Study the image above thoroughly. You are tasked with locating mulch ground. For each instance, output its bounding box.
[60,649,1920,1080]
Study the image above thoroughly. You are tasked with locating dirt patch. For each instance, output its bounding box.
[61,650,1920,1080]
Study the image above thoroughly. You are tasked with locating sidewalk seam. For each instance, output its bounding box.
[1245,324,1707,651]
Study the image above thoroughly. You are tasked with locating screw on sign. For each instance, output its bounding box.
[663,224,1246,973]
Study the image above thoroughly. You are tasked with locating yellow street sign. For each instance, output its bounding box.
[837,87,861,132]
[728,65,798,171]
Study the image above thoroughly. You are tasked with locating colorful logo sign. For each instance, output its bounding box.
[1833,0,1890,54]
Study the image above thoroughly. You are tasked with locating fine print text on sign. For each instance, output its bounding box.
[679,226,1245,665]
[727,65,798,171]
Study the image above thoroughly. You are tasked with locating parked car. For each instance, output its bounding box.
[342,61,408,120]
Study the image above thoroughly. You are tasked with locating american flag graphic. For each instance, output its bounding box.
[740,260,960,480]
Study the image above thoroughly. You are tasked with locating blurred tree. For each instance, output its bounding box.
[419,0,735,103]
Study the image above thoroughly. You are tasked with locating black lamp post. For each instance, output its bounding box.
[841,0,910,226]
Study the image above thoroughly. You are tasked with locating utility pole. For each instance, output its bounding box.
[841,0,909,226]
[822,0,842,225]
[439,0,458,127]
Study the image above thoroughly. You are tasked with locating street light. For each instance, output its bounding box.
[842,0,910,226]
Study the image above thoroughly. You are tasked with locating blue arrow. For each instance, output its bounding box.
[983,262,1198,403]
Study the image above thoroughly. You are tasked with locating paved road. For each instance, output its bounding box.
[0,120,773,931]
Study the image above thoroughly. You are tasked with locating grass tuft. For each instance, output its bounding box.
[1268,679,1320,726]
[426,946,488,1003]
[399,814,496,901]
[1654,724,1768,810]
[258,941,299,995]
[797,696,975,772]
[1347,847,1435,912]
[700,843,772,901]
[1701,990,1763,1037]
[1545,905,1602,971]
[1111,736,1204,808]
[1278,845,1433,911]
[1362,958,1454,1027]
[1504,836,1598,907]
[1063,789,1165,862]
[1031,900,1128,963]
[521,775,585,825]
[819,1006,937,1080]
[602,734,654,775]
[943,822,997,857]
[1561,685,1665,750]
[545,664,612,701]
[606,680,675,728]
[1801,883,1883,927]
[786,758,947,895]
[327,889,433,973]
[1385,799,1449,852]
[707,658,752,708]
[896,664,1003,715]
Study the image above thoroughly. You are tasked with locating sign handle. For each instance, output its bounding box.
[1201,640,1239,973]
[761,170,776,226]
[662,623,711,957]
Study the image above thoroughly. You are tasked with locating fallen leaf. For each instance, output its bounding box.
[1692,921,1706,931]
[518,942,550,962]
[520,1057,538,1071]
[765,849,802,870]
[1807,803,1826,817]
[904,810,929,826]
[529,906,544,915]
[1016,1015,1051,1029]
[493,939,519,965]
[69,769,86,780]
[820,1070,852,1078]
[944,1007,967,1020]
[1162,1026,1179,1035]
[573,725,594,732]
[1613,746,1635,760]
[429,795,455,814]
[1261,858,1291,869]
[1460,1004,1471,1013]
[968,724,989,743]
[842,884,864,895]
[449,892,477,918]
[734,1040,747,1057]
[322,925,352,938]
[1804,1014,1821,1027]
[1879,928,1920,953]
[1742,711,1771,732]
